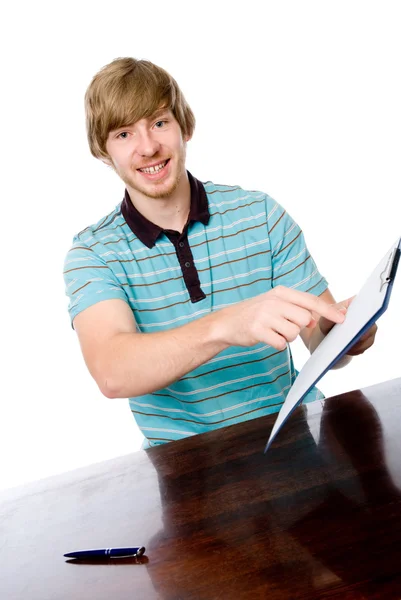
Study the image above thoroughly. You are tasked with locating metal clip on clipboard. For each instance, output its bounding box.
[265,236,401,452]
[380,247,400,291]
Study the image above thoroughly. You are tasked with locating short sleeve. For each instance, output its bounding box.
[63,239,129,326]
[266,197,328,297]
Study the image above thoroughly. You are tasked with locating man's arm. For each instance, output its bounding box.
[74,287,345,399]
[74,298,229,399]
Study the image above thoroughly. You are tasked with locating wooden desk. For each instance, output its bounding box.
[2,378,401,599]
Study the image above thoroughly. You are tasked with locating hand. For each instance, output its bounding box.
[217,286,346,350]
[319,296,378,356]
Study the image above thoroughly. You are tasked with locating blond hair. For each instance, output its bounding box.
[85,57,196,160]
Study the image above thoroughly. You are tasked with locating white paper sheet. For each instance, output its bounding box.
[265,236,401,451]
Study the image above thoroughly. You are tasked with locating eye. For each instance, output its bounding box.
[154,120,167,129]
[117,131,129,139]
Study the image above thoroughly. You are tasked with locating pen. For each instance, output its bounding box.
[64,546,145,559]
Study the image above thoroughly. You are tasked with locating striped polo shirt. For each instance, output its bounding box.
[64,172,328,447]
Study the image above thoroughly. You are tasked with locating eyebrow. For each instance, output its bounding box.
[109,109,171,135]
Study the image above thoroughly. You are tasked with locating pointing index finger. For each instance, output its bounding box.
[275,286,346,324]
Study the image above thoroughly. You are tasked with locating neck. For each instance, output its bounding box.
[127,172,191,233]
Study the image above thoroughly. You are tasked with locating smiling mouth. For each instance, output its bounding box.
[138,159,170,174]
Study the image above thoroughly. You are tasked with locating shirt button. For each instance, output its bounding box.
[184,261,191,268]
[179,242,185,248]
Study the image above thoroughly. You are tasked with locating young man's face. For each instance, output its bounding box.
[105,109,189,200]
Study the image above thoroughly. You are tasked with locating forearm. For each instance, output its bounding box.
[100,311,229,398]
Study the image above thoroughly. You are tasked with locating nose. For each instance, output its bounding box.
[135,129,161,157]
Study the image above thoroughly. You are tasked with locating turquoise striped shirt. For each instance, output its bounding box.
[64,174,328,446]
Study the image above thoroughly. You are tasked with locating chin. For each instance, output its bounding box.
[146,181,179,199]
[140,173,182,199]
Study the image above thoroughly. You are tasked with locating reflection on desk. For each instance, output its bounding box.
[1,377,401,599]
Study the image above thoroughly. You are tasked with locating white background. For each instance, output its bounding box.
[1,0,400,492]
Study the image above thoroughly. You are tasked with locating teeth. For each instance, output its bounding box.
[140,161,167,174]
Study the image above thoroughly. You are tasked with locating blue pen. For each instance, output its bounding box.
[64,546,145,559]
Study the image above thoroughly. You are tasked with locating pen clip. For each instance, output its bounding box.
[379,247,400,292]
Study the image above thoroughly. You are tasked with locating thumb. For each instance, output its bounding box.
[319,303,348,335]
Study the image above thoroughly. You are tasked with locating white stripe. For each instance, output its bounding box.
[80,235,94,243]
[206,344,271,365]
[97,233,127,242]
[140,426,196,436]
[69,276,103,287]
[267,203,280,221]
[272,223,297,253]
[117,249,134,256]
[203,181,239,189]
[70,293,84,308]
[164,362,288,397]
[93,288,122,294]
[203,265,271,285]
[117,265,181,279]
[130,289,188,303]
[86,229,124,245]
[65,256,97,266]
[140,308,212,328]
[290,268,320,289]
[126,241,172,253]
[100,250,123,257]
[273,247,307,272]
[208,192,264,209]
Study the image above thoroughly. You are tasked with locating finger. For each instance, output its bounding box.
[306,318,318,329]
[319,304,347,335]
[341,295,356,309]
[268,315,301,344]
[359,323,378,341]
[274,286,346,325]
[280,303,317,330]
[263,330,289,351]
[348,326,377,352]
[347,334,375,356]
[347,343,371,356]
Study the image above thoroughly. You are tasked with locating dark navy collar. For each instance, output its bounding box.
[121,171,210,248]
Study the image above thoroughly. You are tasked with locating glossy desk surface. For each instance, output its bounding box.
[2,378,401,599]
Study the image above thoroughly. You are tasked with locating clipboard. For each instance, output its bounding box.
[265,236,401,452]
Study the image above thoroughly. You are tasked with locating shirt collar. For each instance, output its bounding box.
[121,171,210,248]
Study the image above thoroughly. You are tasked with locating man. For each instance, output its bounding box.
[64,57,377,447]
